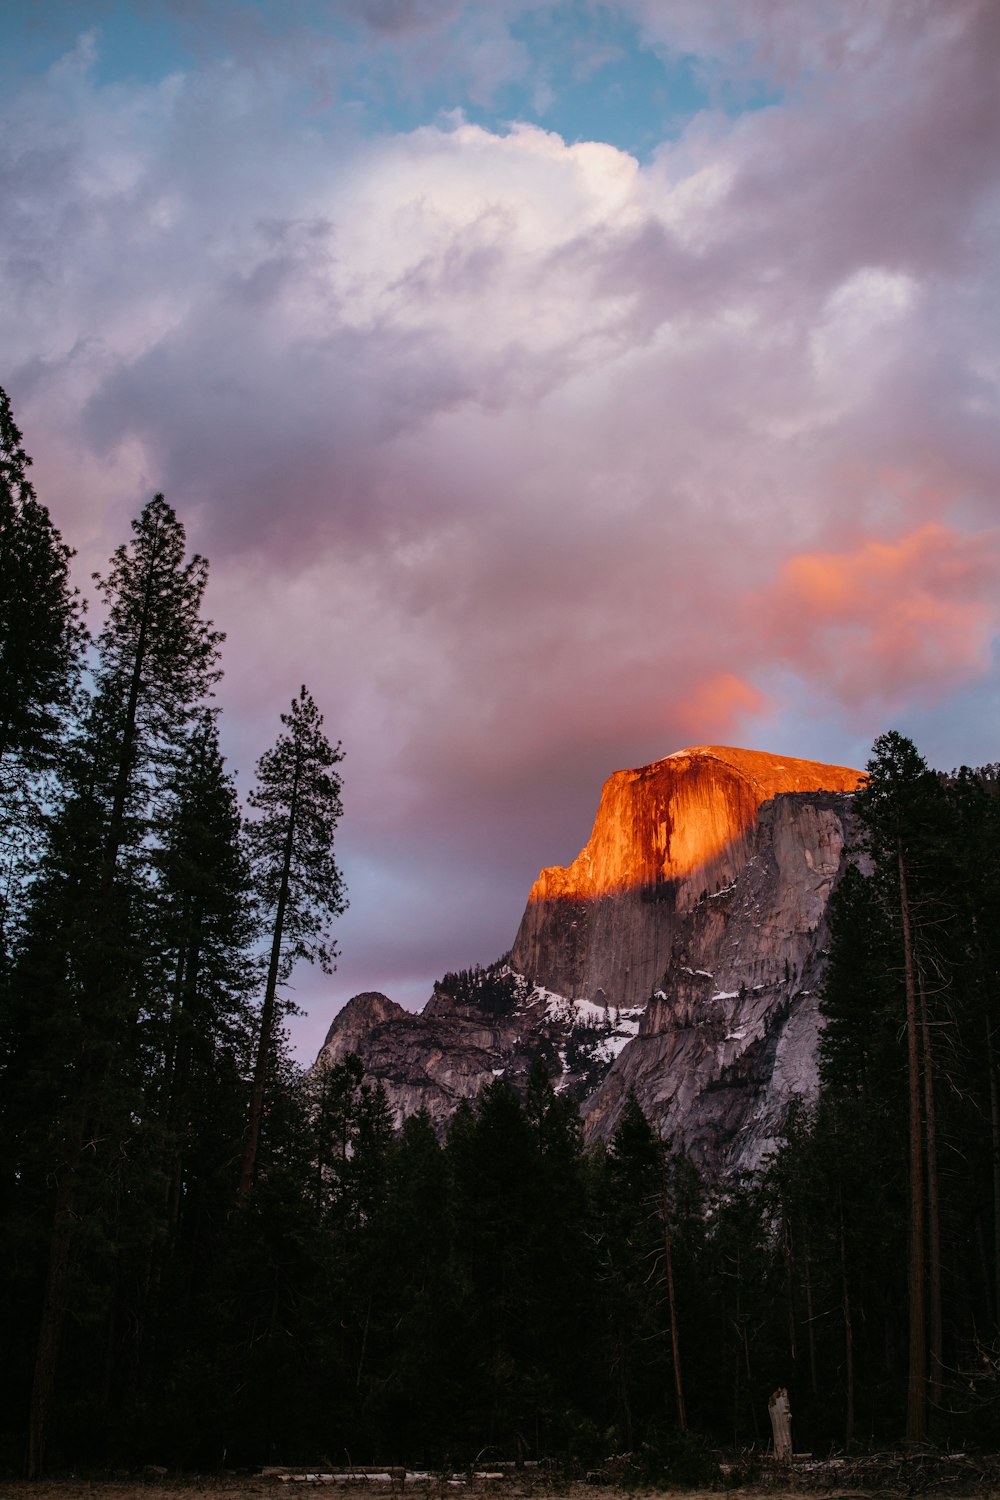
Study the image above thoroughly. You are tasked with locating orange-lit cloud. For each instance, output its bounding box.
[674,672,769,740]
[761,524,1000,706]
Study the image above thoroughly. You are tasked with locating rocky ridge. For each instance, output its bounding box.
[317,982,644,1139]
[317,745,862,1175]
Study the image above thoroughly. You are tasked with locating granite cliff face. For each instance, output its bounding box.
[581,785,860,1172]
[511,746,861,1010]
[318,745,862,1175]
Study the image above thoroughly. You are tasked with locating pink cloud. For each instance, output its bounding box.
[674,673,770,740]
[759,524,1000,707]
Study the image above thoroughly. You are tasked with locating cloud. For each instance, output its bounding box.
[674,674,769,741]
[3,1,1000,1052]
[342,0,465,38]
[760,525,1000,708]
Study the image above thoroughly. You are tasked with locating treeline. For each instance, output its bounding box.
[772,734,1000,1447]
[0,388,346,1474]
[434,961,531,1016]
[3,385,1000,1474]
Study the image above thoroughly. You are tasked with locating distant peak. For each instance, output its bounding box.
[322,990,405,1048]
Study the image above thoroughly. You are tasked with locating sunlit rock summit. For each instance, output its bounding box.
[512,745,861,1009]
[318,745,863,1175]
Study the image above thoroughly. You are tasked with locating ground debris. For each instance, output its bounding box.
[726,1449,1000,1494]
[261,1468,521,1487]
[2,1458,999,1500]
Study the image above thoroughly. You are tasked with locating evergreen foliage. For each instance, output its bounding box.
[0,388,86,772]
[239,686,347,1200]
[435,960,530,1016]
[0,389,86,959]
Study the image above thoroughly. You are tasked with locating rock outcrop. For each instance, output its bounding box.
[318,745,863,1176]
[511,746,861,1010]
[317,989,498,1134]
[317,981,645,1136]
[581,786,860,1172]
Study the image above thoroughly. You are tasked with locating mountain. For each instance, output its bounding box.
[317,744,862,1174]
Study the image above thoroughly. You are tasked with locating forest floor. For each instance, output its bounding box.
[3,1459,1000,1500]
[0,1485,802,1500]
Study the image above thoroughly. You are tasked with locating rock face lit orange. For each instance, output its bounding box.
[319,741,866,1174]
[511,745,861,1009]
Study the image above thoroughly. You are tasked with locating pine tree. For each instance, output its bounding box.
[0,386,85,771]
[521,1061,599,1434]
[155,711,256,1167]
[239,687,346,1200]
[764,1096,883,1445]
[600,1093,663,1449]
[11,495,223,1475]
[379,1109,458,1459]
[91,493,223,882]
[945,766,1000,1330]
[126,714,258,1398]
[447,1078,537,1448]
[0,387,86,957]
[853,731,946,1442]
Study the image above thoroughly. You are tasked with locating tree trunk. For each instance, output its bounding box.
[768,1387,792,1460]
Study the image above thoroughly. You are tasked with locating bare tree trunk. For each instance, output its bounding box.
[900,845,927,1444]
[768,1387,792,1460]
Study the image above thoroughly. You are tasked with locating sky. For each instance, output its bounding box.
[4,0,1000,1060]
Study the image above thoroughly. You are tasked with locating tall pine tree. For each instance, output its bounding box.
[12,495,223,1474]
[0,387,85,771]
[239,687,346,1200]
[0,387,86,959]
[853,731,946,1442]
